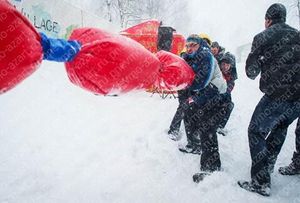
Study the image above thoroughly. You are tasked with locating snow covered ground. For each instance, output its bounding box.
[0,61,299,203]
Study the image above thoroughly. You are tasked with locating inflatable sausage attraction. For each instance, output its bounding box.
[0,1,194,96]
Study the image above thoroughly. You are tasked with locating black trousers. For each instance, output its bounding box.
[248,95,300,185]
[219,93,234,129]
[184,95,223,172]
[169,90,189,133]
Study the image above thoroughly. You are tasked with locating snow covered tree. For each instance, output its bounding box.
[92,0,188,28]
[64,0,188,29]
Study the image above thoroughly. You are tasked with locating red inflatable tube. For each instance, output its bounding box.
[65,28,161,95]
[120,20,186,55]
[155,51,195,90]
[0,1,43,94]
[120,20,160,53]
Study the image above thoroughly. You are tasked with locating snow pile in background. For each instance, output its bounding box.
[0,61,299,203]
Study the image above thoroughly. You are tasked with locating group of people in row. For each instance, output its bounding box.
[167,33,238,174]
[166,3,300,197]
[168,36,237,140]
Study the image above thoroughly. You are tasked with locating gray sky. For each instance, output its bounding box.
[182,0,299,53]
[66,0,299,53]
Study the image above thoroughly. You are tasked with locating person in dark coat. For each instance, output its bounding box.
[217,52,237,136]
[211,42,238,136]
[167,35,210,140]
[211,41,238,81]
[278,118,300,175]
[211,41,225,65]
[238,3,300,196]
[168,35,227,140]
[178,34,224,176]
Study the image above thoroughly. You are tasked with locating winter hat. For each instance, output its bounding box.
[186,34,202,44]
[211,41,220,48]
[199,33,212,46]
[265,3,286,22]
[220,53,232,64]
[186,34,211,50]
[221,57,230,64]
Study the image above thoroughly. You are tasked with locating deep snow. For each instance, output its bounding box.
[0,60,299,203]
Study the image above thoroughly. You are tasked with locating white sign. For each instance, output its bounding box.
[8,0,118,39]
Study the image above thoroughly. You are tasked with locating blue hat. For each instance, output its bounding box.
[186,34,202,44]
[186,34,210,49]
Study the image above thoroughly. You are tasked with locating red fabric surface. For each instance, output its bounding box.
[65,28,161,95]
[0,1,42,94]
[155,50,194,90]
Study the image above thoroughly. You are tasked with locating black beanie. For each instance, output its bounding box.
[211,41,220,48]
[265,3,286,22]
[221,54,232,64]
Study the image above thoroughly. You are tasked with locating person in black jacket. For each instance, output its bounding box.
[238,3,300,196]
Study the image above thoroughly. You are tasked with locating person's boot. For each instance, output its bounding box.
[167,129,181,141]
[178,144,201,154]
[217,127,228,136]
[278,162,300,175]
[238,180,271,197]
[193,166,222,183]
[278,152,300,175]
[192,172,210,183]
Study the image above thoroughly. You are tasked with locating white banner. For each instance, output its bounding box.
[8,0,118,39]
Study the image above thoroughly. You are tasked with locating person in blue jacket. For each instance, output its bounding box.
[39,32,81,62]
[179,35,224,179]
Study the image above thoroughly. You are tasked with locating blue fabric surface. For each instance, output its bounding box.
[40,32,81,62]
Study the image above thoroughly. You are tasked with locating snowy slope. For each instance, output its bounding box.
[0,61,299,203]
